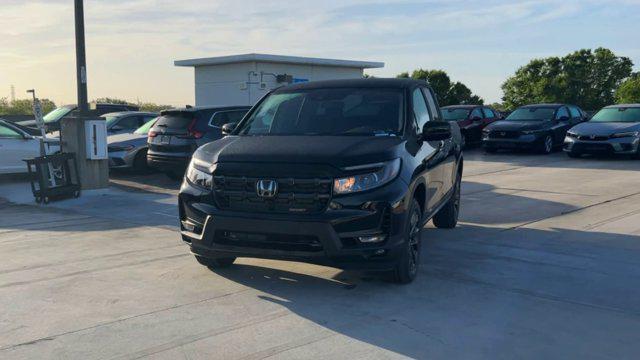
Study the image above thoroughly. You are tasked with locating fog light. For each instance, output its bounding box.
[358,234,386,243]
[181,220,195,232]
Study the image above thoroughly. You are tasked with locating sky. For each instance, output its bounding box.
[2,0,639,107]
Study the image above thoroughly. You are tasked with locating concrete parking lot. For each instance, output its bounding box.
[1,149,640,359]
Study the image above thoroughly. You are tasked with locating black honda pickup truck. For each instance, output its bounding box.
[178,78,464,283]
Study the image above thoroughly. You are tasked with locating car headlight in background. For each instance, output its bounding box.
[566,131,577,138]
[610,131,639,139]
[107,144,135,152]
[334,159,401,195]
[186,159,214,189]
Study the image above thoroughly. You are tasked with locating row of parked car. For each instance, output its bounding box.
[442,103,640,158]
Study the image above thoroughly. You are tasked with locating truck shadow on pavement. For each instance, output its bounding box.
[209,221,640,358]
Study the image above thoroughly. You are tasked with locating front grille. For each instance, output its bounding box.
[214,230,323,252]
[149,144,191,153]
[577,135,609,141]
[489,131,520,139]
[213,175,332,214]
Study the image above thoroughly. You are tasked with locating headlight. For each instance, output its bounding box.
[334,159,400,195]
[108,144,135,152]
[186,159,214,189]
[610,131,639,139]
[566,131,577,138]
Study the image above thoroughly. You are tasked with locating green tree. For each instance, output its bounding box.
[93,97,134,105]
[502,48,633,110]
[0,98,56,115]
[396,69,483,106]
[138,102,174,112]
[615,73,640,104]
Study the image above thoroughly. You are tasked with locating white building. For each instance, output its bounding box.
[174,53,384,107]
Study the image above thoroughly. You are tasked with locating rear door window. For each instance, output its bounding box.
[155,112,194,129]
[569,106,581,119]
[483,108,495,118]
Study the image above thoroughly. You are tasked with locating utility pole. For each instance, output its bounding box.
[74,0,89,114]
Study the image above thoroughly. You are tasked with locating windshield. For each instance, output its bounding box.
[442,108,471,121]
[590,108,640,123]
[237,88,404,136]
[506,107,556,121]
[134,118,157,134]
[43,107,73,123]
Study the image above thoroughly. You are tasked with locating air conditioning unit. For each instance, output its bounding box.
[85,120,108,160]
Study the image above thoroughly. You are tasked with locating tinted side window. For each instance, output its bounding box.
[210,110,248,127]
[412,89,431,132]
[470,108,483,119]
[421,88,440,121]
[483,108,495,118]
[569,106,581,119]
[555,107,570,120]
[116,116,140,130]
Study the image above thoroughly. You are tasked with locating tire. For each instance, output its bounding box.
[392,199,423,284]
[133,150,150,173]
[567,151,581,158]
[540,135,553,154]
[195,255,236,269]
[433,171,461,229]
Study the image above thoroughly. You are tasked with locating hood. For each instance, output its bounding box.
[107,132,147,147]
[569,122,640,136]
[195,135,405,168]
[17,119,37,127]
[486,120,551,132]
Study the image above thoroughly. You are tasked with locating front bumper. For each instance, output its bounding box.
[179,178,410,270]
[147,152,190,172]
[482,134,542,150]
[563,136,640,155]
[108,150,135,168]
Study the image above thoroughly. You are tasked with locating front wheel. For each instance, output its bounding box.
[540,135,553,154]
[392,199,422,284]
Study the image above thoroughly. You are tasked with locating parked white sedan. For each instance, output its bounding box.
[0,119,60,174]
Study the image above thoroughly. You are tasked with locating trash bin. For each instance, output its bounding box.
[24,152,81,204]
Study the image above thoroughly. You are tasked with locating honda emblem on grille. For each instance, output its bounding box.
[500,131,506,136]
[256,179,278,198]
[590,135,597,140]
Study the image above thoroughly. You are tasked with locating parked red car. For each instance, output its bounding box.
[441,105,502,146]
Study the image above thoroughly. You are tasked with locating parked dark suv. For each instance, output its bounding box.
[178,79,464,283]
[147,106,250,178]
[441,105,502,147]
[482,103,588,154]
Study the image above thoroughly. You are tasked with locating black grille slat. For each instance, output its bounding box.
[577,135,609,141]
[213,175,332,214]
[489,131,520,139]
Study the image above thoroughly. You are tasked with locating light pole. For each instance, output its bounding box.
[74,0,88,115]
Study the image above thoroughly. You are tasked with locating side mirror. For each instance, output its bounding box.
[110,125,124,132]
[421,121,452,141]
[221,122,238,135]
[471,116,482,121]
[558,115,570,122]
